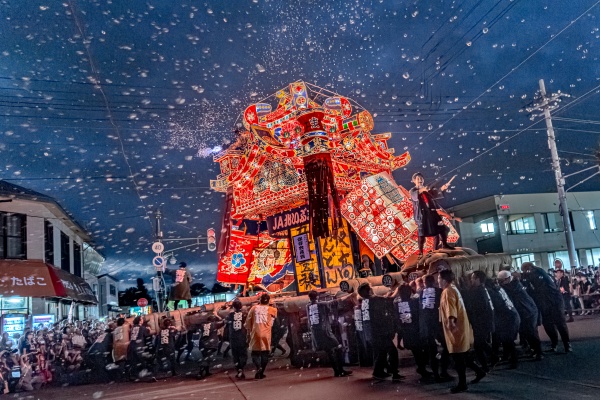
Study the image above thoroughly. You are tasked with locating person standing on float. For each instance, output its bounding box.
[167,262,193,310]
[409,173,459,258]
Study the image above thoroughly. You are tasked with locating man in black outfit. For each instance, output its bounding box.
[497,270,543,360]
[485,278,520,369]
[227,299,248,379]
[86,322,115,382]
[465,271,496,372]
[521,262,572,353]
[306,291,352,377]
[419,274,450,382]
[409,173,458,257]
[358,283,403,382]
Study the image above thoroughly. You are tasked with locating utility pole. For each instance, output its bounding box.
[531,80,578,269]
[154,209,165,312]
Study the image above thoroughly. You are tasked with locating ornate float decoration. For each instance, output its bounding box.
[212,81,456,293]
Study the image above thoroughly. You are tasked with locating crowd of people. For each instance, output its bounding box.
[0,260,597,395]
[0,292,285,394]
[551,264,600,319]
[310,261,584,394]
[0,320,106,393]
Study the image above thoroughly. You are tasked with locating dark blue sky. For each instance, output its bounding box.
[1,1,599,288]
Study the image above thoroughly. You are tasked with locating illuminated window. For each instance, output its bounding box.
[586,211,597,230]
[506,215,537,235]
[480,223,495,233]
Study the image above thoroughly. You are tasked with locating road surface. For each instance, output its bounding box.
[14,315,600,400]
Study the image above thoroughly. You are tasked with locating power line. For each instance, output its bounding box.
[415,0,600,167]
[67,0,154,237]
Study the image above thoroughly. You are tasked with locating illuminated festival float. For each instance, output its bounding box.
[211,81,459,294]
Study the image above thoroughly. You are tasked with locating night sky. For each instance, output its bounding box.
[1,1,599,288]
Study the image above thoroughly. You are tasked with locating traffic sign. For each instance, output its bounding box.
[137,298,148,307]
[152,256,165,271]
[152,242,164,254]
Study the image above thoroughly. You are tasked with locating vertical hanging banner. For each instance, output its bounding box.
[290,224,321,293]
[319,219,355,288]
[292,233,311,263]
[216,230,256,285]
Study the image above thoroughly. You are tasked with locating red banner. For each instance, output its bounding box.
[216,230,259,284]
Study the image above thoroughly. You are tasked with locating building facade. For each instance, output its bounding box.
[450,191,600,270]
[96,274,119,317]
[0,181,103,333]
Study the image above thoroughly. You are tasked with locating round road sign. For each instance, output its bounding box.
[152,256,165,267]
[137,298,148,307]
[152,242,165,254]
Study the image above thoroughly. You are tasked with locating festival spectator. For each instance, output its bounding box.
[18,329,33,355]
[0,333,13,352]
[576,273,593,315]
[555,269,575,322]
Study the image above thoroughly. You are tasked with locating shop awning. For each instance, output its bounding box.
[0,260,97,304]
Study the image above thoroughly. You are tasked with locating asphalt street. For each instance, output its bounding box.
[16,315,600,400]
